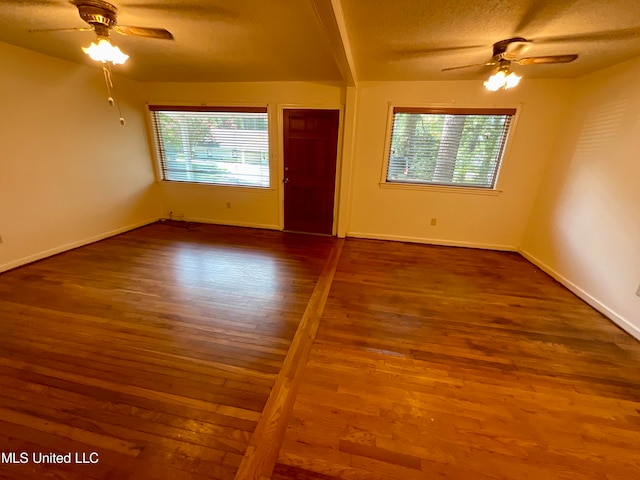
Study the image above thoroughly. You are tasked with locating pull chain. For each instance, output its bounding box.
[102,63,125,126]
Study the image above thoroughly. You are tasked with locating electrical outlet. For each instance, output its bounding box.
[226,202,231,209]
[430,218,437,226]
[636,283,640,297]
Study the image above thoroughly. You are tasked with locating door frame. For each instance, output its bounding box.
[277,104,344,235]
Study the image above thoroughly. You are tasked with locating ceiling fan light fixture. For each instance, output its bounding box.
[82,38,129,65]
[484,68,520,91]
[504,71,521,89]
[484,70,506,91]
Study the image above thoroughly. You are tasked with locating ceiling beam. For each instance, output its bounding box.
[310,0,358,86]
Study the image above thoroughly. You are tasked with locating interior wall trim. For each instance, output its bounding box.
[346,231,518,251]
[519,249,640,342]
[0,218,159,274]
[185,217,280,231]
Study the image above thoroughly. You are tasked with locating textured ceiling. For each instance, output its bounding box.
[1,0,639,82]
[342,0,640,80]
[0,0,344,82]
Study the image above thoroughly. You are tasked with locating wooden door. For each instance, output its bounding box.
[283,109,340,235]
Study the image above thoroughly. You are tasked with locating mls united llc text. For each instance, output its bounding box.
[1,452,99,464]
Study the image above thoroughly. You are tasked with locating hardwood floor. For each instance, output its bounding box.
[236,239,344,480]
[274,239,640,480]
[1,226,639,479]
[0,222,335,480]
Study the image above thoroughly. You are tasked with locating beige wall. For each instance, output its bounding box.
[521,57,640,338]
[2,38,637,338]
[345,80,571,250]
[0,42,161,272]
[142,81,344,229]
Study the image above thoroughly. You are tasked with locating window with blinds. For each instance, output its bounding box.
[386,107,516,189]
[149,106,270,187]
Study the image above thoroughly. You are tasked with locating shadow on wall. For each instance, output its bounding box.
[549,95,634,300]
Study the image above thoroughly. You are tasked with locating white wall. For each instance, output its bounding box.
[142,81,344,229]
[345,80,571,250]
[522,57,640,338]
[0,42,161,272]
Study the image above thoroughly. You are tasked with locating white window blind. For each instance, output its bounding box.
[149,106,270,187]
[386,107,516,189]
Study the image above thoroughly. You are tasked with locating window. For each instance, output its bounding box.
[149,106,270,187]
[385,107,516,189]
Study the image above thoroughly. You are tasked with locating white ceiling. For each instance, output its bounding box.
[1,0,639,83]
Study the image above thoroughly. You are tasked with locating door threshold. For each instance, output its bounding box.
[283,230,334,237]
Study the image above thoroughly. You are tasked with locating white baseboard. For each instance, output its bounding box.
[185,217,280,231]
[345,231,518,252]
[0,217,159,273]
[519,249,640,341]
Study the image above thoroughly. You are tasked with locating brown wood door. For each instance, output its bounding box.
[283,109,340,235]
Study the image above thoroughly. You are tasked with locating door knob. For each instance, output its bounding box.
[284,178,290,183]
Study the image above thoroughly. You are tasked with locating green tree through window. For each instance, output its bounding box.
[387,107,516,188]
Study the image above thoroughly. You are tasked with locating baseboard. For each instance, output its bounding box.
[346,231,518,252]
[186,217,280,231]
[519,249,640,341]
[0,217,160,273]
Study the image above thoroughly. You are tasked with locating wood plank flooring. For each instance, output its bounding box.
[236,239,344,480]
[0,222,335,480]
[274,239,640,480]
[1,225,639,479]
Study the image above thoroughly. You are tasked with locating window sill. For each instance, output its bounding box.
[379,182,502,196]
[159,180,275,192]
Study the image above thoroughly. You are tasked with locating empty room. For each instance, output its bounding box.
[1,1,639,479]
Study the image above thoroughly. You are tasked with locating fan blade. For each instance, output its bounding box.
[516,54,578,65]
[515,0,580,33]
[442,62,498,72]
[532,27,640,45]
[392,44,486,59]
[28,26,94,33]
[113,25,173,40]
[502,41,530,60]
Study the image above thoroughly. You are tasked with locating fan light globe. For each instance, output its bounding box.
[484,70,521,91]
[504,72,521,89]
[82,38,129,65]
[484,70,506,91]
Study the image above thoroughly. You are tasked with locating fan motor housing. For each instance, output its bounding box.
[492,37,527,59]
[76,0,118,29]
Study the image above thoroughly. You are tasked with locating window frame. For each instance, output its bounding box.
[380,105,519,194]
[148,104,271,189]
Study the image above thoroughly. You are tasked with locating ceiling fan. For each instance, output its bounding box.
[28,0,174,65]
[30,0,174,41]
[442,37,578,72]
[30,1,174,125]
[441,37,578,91]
